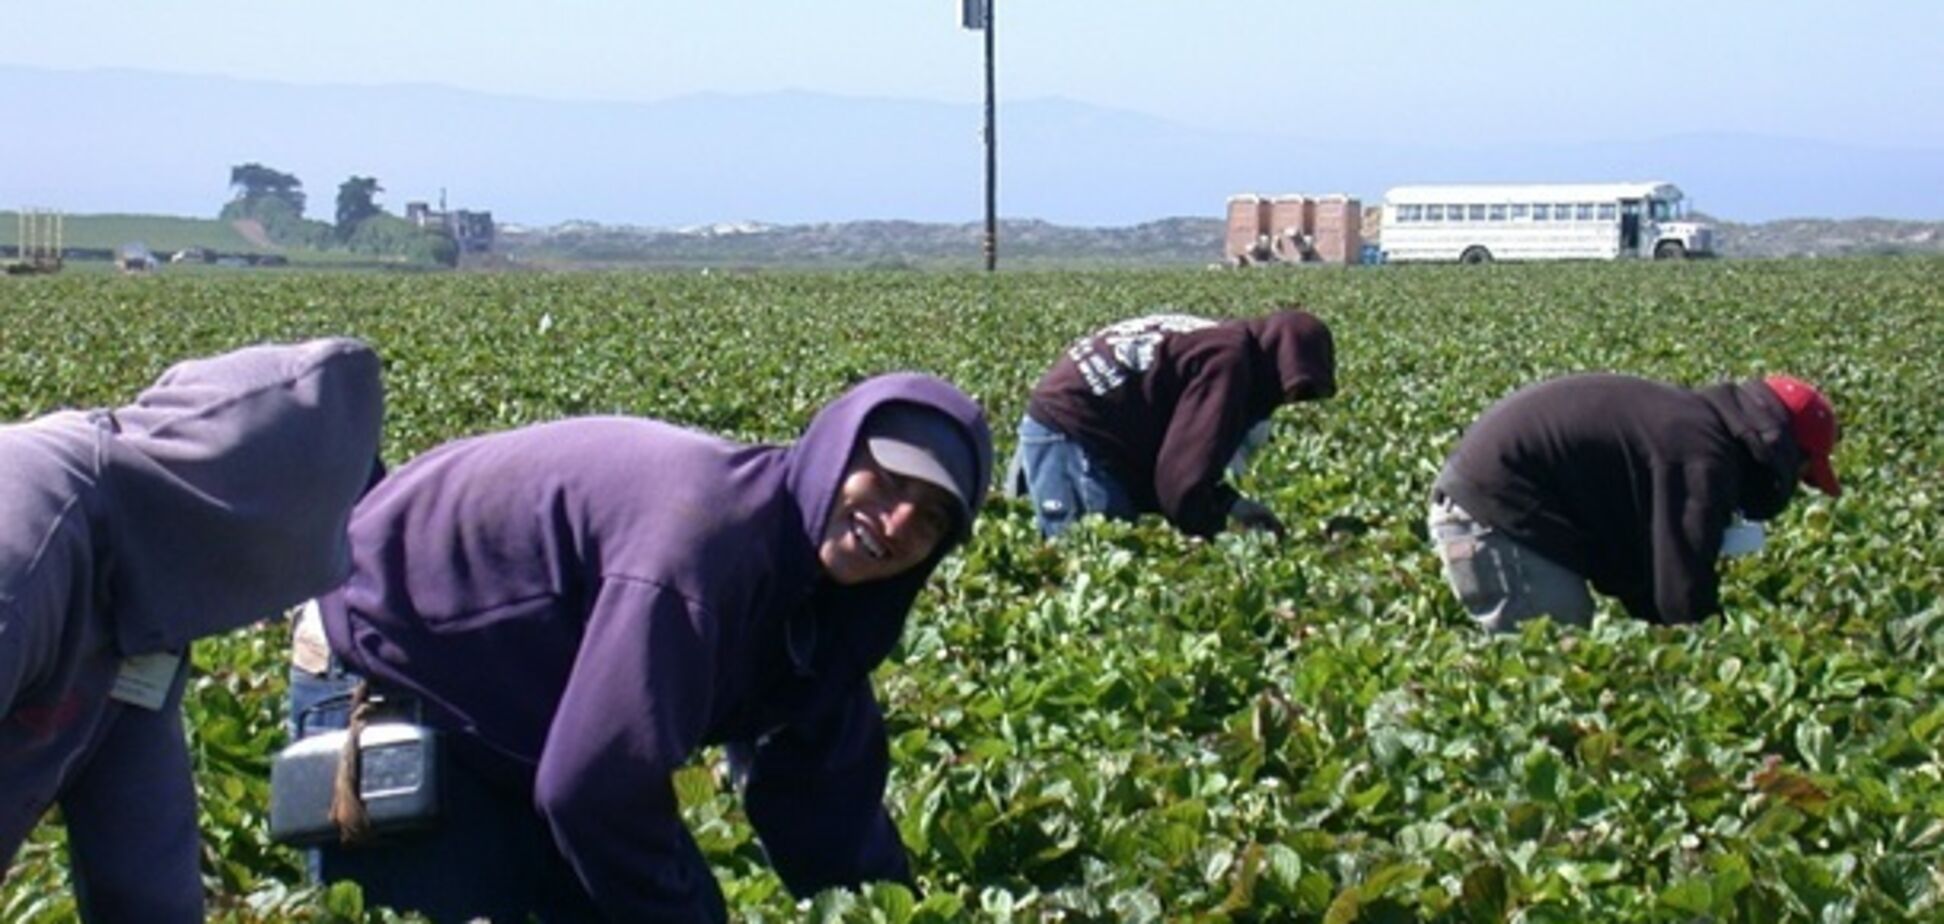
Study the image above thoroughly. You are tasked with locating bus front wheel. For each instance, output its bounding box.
[1459,246,1493,265]
[1654,241,1687,260]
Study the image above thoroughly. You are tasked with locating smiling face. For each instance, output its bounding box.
[818,443,959,585]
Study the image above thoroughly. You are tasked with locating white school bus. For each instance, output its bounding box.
[1378,181,1715,264]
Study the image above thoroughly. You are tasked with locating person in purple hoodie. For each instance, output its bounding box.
[1,339,385,922]
[1014,307,1337,539]
[291,372,993,922]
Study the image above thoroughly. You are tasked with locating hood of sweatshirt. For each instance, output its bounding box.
[96,338,383,654]
[779,373,993,684]
[1697,379,1803,522]
[1242,308,1336,417]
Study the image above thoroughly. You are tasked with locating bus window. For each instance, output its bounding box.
[1649,199,1674,221]
[1511,204,1529,220]
[1597,203,1617,221]
[1575,203,1595,221]
[1533,204,1550,221]
[1467,204,1486,221]
[1426,204,1444,221]
[1488,204,1507,221]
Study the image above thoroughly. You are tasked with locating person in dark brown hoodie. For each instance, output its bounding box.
[1014,308,1337,538]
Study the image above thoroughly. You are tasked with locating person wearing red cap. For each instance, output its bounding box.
[1428,373,1841,630]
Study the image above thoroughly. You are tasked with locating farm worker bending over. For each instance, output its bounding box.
[0,339,384,922]
[1429,373,1841,631]
[291,373,992,922]
[1013,307,1336,538]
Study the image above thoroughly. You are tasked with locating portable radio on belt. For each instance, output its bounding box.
[270,692,442,846]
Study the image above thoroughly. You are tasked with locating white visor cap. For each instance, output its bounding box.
[861,405,977,537]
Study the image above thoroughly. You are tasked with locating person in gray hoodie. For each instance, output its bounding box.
[292,372,992,922]
[1,339,384,922]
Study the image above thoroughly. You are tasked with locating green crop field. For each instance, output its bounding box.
[2,258,1940,922]
[0,212,267,255]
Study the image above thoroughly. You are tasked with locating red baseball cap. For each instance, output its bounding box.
[1763,375,1841,497]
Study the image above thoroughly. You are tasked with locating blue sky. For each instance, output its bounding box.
[3,2,1940,224]
[5,0,1939,147]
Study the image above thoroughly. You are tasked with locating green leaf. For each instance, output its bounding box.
[1322,886,1361,924]
[1659,877,1715,915]
[867,883,918,922]
[809,888,859,922]
[1795,718,1834,773]
[321,881,364,919]
[1264,843,1304,893]
[1460,864,1508,923]
[1523,747,1565,803]
[1358,862,1431,902]
[1869,855,1938,914]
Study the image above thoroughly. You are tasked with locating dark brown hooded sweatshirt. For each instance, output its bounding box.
[1435,374,1807,625]
[1025,309,1336,536]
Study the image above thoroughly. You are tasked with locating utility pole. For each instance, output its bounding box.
[963,0,996,271]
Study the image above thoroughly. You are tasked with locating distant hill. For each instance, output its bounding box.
[3,65,1940,227]
[500,216,1944,269]
[1711,217,1944,259]
[0,212,264,254]
[498,218,1225,269]
[12,210,1941,271]
[0,212,451,268]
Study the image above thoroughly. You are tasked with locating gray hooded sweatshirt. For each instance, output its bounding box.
[1,338,383,921]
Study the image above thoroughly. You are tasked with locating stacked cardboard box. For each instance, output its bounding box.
[1311,195,1363,264]
[1268,196,1313,260]
[1224,191,1367,264]
[1224,195,1270,262]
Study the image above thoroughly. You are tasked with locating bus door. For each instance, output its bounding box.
[1619,200,1643,256]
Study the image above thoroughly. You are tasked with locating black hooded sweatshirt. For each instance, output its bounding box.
[1435,374,1806,625]
[1026,309,1336,537]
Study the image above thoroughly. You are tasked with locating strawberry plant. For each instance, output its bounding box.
[2,257,1938,921]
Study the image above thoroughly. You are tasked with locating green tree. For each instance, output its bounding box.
[344,213,460,267]
[335,176,384,241]
[227,163,306,215]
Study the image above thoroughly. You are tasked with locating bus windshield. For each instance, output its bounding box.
[1648,198,1686,221]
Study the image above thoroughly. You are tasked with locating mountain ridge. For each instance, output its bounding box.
[499,215,1944,269]
[2,65,1939,228]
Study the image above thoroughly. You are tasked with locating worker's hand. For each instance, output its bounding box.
[1228,497,1287,539]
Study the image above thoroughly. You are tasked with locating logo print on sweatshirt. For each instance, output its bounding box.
[1070,314,1215,397]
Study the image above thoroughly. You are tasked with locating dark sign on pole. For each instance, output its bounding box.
[979,1,996,270]
[956,0,996,270]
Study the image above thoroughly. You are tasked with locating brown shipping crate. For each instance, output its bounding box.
[1269,196,1313,239]
[1226,195,1268,259]
[1311,197,1362,263]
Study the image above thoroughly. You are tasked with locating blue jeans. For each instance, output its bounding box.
[1015,416,1137,538]
[1427,494,1594,633]
[287,665,601,923]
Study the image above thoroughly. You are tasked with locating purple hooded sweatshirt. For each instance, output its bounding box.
[1,339,384,919]
[321,373,993,922]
